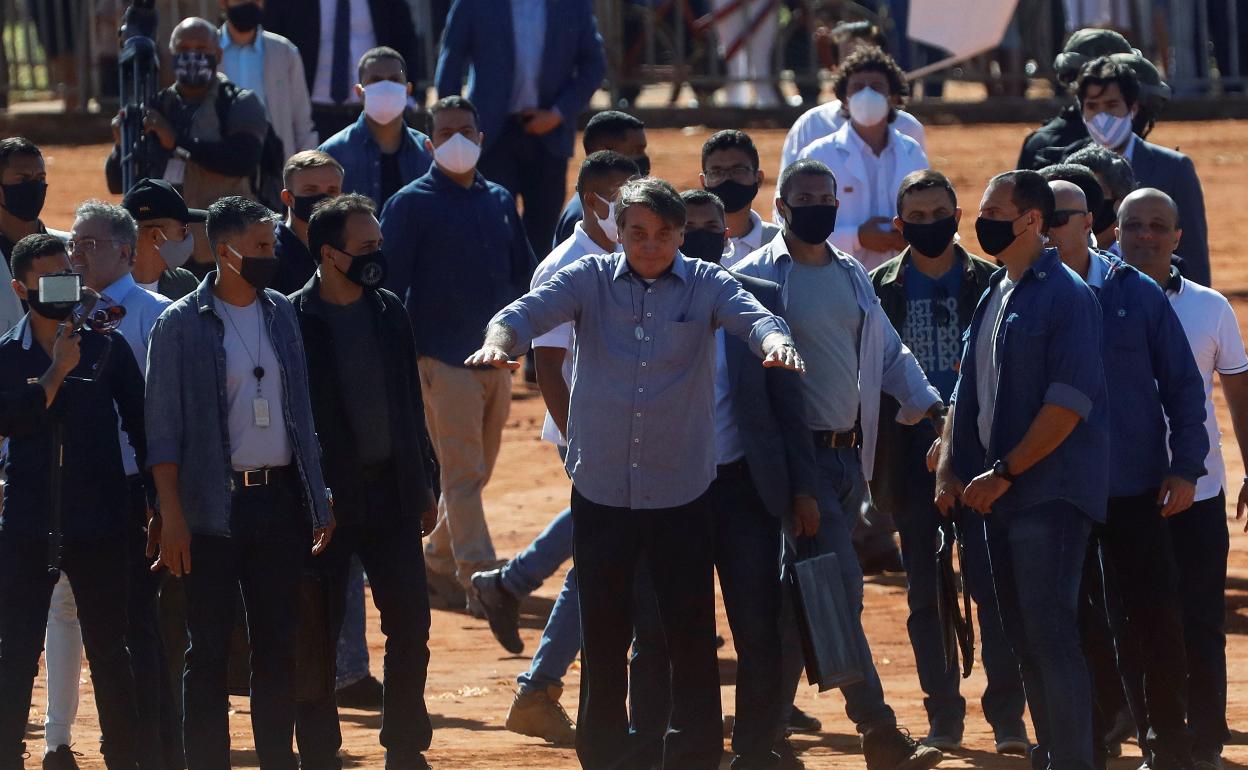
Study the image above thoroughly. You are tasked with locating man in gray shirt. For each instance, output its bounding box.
[466,177,802,770]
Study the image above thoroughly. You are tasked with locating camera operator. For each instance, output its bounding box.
[144,196,333,768]
[0,234,149,770]
[106,17,269,275]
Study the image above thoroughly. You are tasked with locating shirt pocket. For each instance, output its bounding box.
[655,319,709,372]
[1000,312,1050,385]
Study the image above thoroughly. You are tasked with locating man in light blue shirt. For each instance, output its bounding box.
[467,177,801,770]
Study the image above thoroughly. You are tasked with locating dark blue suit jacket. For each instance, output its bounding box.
[725,271,817,523]
[435,0,607,159]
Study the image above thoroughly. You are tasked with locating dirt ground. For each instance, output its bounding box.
[25,121,1248,768]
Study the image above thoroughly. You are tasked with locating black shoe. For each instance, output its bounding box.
[336,674,384,710]
[42,746,79,770]
[861,547,905,575]
[774,737,806,770]
[471,567,524,654]
[386,754,432,770]
[862,726,943,770]
[787,706,822,734]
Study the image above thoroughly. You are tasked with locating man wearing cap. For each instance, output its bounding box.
[122,178,207,301]
[1016,29,1134,171]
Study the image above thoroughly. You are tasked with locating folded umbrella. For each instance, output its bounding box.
[936,515,976,678]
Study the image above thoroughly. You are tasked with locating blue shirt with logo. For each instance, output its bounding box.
[901,263,962,401]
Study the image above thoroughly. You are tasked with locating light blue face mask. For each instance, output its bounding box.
[1084,110,1133,150]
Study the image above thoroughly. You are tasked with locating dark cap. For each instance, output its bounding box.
[1109,52,1171,106]
[122,178,209,224]
[1055,28,1135,84]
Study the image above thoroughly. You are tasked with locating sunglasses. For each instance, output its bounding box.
[1050,209,1089,228]
[82,304,127,333]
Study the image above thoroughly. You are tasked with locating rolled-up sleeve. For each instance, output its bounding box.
[709,271,788,358]
[492,259,590,357]
[144,311,184,468]
[1042,286,1103,421]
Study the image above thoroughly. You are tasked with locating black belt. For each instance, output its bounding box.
[812,428,861,449]
[230,465,294,491]
[716,457,750,481]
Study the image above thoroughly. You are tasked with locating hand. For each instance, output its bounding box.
[1236,481,1248,533]
[145,510,161,559]
[152,507,191,576]
[1157,475,1196,517]
[858,217,904,252]
[926,436,943,472]
[420,503,439,538]
[791,495,820,538]
[761,335,805,373]
[934,469,964,516]
[312,516,336,556]
[464,345,520,370]
[142,107,176,151]
[961,469,1011,514]
[51,323,80,375]
[521,109,563,136]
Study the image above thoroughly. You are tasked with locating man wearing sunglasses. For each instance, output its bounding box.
[69,200,183,770]
[1044,178,1208,770]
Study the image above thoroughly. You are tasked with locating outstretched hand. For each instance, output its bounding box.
[464,346,520,370]
[761,335,805,373]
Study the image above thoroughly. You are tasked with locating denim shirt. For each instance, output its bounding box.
[318,112,433,209]
[144,274,331,536]
[1088,252,1207,497]
[950,248,1110,521]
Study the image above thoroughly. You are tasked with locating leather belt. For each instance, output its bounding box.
[230,465,294,491]
[812,428,862,449]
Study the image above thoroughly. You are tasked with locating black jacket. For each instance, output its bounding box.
[867,245,997,517]
[1016,104,1088,171]
[263,0,422,95]
[290,277,437,527]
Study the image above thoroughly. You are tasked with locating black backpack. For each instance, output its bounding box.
[215,80,286,212]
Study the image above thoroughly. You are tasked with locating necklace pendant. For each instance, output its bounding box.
[254,365,265,381]
[634,325,644,341]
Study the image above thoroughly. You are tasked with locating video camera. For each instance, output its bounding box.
[118,0,161,194]
[38,272,126,334]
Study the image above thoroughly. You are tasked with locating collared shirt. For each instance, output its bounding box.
[220,25,266,103]
[949,247,1110,520]
[1165,267,1248,501]
[736,231,940,481]
[1121,132,1138,162]
[494,252,788,509]
[99,272,171,476]
[509,0,546,112]
[530,222,616,445]
[319,112,433,210]
[0,316,148,538]
[144,274,331,536]
[312,0,376,105]
[1084,249,1108,288]
[381,166,535,367]
[779,99,927,172]
[728,210,780,261]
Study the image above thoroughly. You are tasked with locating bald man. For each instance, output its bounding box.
[1120,188,1248,768]
[106,16,270,274]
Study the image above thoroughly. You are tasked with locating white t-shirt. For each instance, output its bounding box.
[1167,275,1248,501]
[218,297,292,470]
[975,276,1017,450]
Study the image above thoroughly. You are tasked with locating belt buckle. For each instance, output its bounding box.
[243,468,268,487]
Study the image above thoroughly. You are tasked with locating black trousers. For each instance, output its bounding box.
[1100,491,1192,767]
[181,471,309,770]
[1167,492,1230,755]
[476,117,567,258]
[0,530,140,770]
[571,486,723,770]
[295,472,433,770]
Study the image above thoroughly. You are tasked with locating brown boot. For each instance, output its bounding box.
[505,686,576,745]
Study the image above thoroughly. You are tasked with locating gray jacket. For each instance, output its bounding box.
[218,27,318,159]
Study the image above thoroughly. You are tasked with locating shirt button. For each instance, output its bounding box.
[635,412,641,418]
[647,288,654,294]
[641,361,647,367]
[638,387,644,392]
[1117,308,1126,317]
[1038,271,1047,278]
[645,336,651,342]
[632,463,638,468]
[646,312,652,318]
[634,438,640,443]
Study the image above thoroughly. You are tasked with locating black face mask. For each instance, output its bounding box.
[1092,198,1117,234]
[173,51,217,86]
[705,179,759,214]
[784,203,838,245]
[227,247,279,290]
[225,2,263,32]
[632,156,651,177]
[682,228,727,264]
[25,289,76,321]
[292,193,331,222]
[902,216,959,259]
[335,248,388,289]
[1,179,47,222]
[975,214,1025,257]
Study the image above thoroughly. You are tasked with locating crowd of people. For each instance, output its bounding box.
[0,5,1241,770]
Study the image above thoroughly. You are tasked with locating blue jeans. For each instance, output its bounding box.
[892,426,1025,738]
[779,446,895,733]
[985,500,1094,770]
[335,558,370,689]
[502,507,573,597]
[516,566,582,694]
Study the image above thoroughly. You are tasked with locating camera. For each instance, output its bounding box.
[38,271,126,333]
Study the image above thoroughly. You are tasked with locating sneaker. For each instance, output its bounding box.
[336,674,384,710]
[471,568,524,654]
[774,737,806,770]
[425,565,467,610]
[787,706,822,734]
[862,726,943,770]
[505,686,576,745]
[994,736,1029,755]
[42,746,79,770]
[922,733,961,750]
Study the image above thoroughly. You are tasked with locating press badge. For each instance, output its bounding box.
[253,396,271,428]
[163,157,186,185]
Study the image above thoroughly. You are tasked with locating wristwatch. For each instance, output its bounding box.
[992,459,1017,483]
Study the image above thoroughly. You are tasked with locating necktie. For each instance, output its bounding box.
[330,0,352,105]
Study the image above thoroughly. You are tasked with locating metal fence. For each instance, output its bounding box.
[0,0,1240,113]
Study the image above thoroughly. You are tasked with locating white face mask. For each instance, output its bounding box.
[1084,110,1134,150]
[433,133,481,175]
[362,81,408,125]
[847,86,890,127]
[593,194,618,243]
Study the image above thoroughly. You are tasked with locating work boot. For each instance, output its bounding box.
[425,565,467,610]
[505,686,576,745]
[471,568,523,654]
[41,747,79,770]
[862,725,944,770]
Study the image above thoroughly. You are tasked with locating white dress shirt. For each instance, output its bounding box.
[312,0,377,105]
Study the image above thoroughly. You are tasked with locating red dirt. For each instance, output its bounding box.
[27,122,1248,768]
